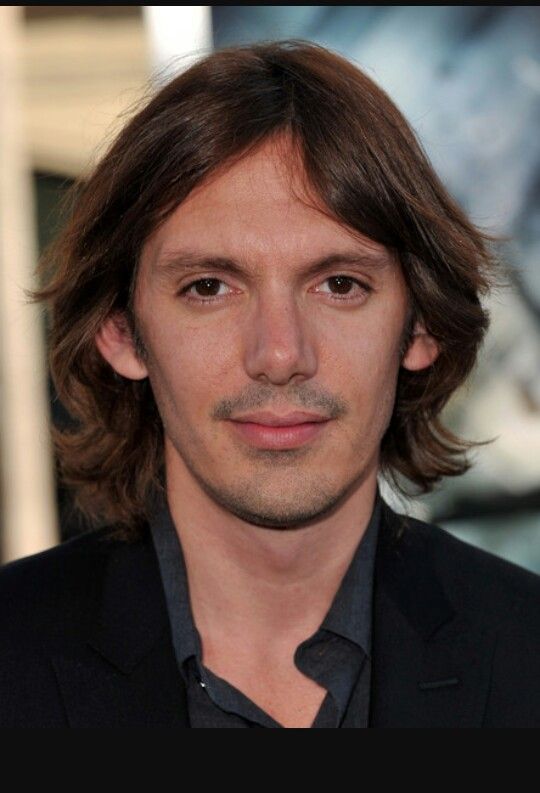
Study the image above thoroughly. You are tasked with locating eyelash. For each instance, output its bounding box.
[178,275,373,305]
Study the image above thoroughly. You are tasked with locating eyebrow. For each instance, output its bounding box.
[154,249,392,284]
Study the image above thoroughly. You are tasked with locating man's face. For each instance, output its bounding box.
[102,136,435,529]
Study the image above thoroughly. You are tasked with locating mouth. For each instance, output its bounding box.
[228,419,331,450]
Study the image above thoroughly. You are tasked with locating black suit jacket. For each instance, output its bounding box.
[1,497,538,727]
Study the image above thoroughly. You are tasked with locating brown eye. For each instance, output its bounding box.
[317,275,372,300]
[194,278,221,296]
[328,276,356,295]
[182,278,226,298]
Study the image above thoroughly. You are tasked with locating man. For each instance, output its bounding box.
[1,40,538,727]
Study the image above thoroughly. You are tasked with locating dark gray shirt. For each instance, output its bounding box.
[149,486,382,728]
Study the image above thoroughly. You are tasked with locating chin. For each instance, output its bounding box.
[204,475,355,531]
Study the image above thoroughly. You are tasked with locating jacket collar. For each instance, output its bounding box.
[375,498,456,641]
[369,498,496,727]
[88,533,171,673]
[53,530,190,727]
[53,498,496,727]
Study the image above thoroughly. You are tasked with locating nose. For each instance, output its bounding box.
[242,289,318,385]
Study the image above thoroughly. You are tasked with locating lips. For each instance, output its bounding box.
[229,414,330,449]
[231,410,329,427]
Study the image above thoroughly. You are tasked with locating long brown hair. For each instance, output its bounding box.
[29,39,510,540]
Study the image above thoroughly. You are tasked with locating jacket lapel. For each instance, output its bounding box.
[52,531,190,727]
[369,499,497,727]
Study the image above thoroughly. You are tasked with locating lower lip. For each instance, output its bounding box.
[229,420,329,449]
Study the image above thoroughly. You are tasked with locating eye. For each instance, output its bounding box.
[315,275,372,301]
[180,278,231,301]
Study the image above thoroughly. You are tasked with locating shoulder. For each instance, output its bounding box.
[397,507,540,628]
[0,525,122,591]
[0,527,133,639]
[0,527,147,727]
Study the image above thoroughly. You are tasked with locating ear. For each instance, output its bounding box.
[94,312,148,380]
[401,321,440,372]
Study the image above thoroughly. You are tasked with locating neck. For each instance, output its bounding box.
[165,455,379,657]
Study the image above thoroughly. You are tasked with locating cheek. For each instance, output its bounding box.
[327,327,401,432]
[324,316,400,380]
[149,324,236,410]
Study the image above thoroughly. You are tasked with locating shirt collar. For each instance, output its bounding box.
[318,488,381,654]
[149,499,201,665]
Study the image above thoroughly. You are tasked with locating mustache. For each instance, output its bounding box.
[213,394,347,422]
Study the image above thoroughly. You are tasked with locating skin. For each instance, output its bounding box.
[95,134,439,717]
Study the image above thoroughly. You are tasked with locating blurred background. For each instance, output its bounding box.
[1,5,539,572]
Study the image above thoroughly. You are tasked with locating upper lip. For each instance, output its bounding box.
[231,411,330,427]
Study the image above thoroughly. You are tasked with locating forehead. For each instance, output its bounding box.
[141,135,391,267]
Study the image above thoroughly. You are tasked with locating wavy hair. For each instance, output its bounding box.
[29,39,509,540]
